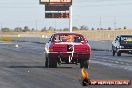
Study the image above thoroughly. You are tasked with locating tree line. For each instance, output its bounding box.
[0,25,128,32]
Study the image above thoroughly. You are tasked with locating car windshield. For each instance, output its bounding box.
[121,36,132,44]
[53,34,84,42]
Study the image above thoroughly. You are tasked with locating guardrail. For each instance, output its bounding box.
[79,30,132,40]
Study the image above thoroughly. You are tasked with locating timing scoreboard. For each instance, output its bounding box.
[45,5,69,11]
[39,0,72,5]
[45,12,69,18]
[39,0,72,18]
[45,5,69,18]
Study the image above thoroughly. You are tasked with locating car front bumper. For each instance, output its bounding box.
[117,49,132,53]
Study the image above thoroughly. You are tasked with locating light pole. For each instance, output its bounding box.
[114,16,117,30]
[69,5,73,32]
[99,16,102,29]
[0,23,3,31]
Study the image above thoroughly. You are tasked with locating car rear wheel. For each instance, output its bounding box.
[117,52,121,56]
[80,60,88,69]
[45,57,49,68]
[49,58,57,68]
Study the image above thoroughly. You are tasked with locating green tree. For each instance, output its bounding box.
[14,27,22,32]
[48,26,55,31]
[1,28,11,32]
[31,28,35,32]
[124,26,127,30]
[41,27,47,32]
[72,26,79,31]
[63,28,69,31]
[91,28,95,30]
[22,26,30,32]
[80,25,89,30]
[108,27,112,30]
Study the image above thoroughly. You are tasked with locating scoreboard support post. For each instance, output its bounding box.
[69,5,73,32]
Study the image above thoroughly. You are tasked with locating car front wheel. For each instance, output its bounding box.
[117,51,121,56]
[112,50,116,56]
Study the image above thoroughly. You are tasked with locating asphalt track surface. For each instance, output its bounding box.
[0,41,132,88]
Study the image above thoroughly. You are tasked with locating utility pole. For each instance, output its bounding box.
[99,16,102,29]
[55,19,56,31]
[69,5,73,32]
[0,23,2,31]
[35,20,38,31]
[114,17,117,30]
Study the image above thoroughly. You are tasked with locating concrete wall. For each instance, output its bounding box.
[2,30,132,51]
[89,40,112,51]
[79,30,132,40]
[12,37,112,51]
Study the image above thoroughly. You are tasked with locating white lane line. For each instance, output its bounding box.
[120,62,125,64]
[101,60,107,62]
[0,43,13,45]
[111,61,114,63]
[0,41,14,45]
[115,61,119,64]
[125,63,129,65]
[93,57,125,65]
[92,59,132,72]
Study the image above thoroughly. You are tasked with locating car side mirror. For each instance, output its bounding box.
[115,38,118,41]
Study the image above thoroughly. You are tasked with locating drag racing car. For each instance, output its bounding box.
[112,35,132,56]
[44,32,91,68]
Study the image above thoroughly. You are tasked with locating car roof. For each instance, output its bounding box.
[53,32,84,36]
[118,35,132,37]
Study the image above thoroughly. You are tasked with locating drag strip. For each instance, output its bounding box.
[0,41,131,88]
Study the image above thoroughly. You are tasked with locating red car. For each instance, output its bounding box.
[44,32,91,68]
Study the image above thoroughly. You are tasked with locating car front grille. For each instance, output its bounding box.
[124,46,132,49]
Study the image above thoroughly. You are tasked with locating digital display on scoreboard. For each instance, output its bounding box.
[40,0,72,5]
[45,12,69,18]
[45,5,69,11]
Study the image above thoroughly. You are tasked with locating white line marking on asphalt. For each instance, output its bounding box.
[111,61,114,63]
[0,43,13,45]
[102,60,107,61]
[120,62,125,64]
[126,63,129,65]
[115,61,119,63]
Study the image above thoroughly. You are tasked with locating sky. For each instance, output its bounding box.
[0,0,132,30]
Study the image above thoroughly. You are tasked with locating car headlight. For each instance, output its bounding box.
[118,46,124,49]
